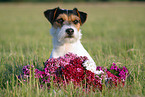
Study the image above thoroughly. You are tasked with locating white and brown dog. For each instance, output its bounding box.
[44,7,103,74]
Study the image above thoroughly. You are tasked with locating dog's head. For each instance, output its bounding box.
[44,7,87,43]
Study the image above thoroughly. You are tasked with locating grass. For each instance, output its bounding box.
[0,2,145,97]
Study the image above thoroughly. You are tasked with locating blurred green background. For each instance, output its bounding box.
[0,0,145,2]
[0,2,145,96]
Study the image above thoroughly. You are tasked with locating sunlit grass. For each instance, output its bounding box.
[0,2,145,97]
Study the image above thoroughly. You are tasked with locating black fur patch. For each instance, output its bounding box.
[44,7,87,25]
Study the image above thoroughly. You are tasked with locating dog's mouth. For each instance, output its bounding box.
[65,35,74,38]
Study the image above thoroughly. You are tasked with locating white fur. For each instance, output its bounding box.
[49,24,103,75]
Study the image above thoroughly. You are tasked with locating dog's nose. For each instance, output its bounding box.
[66,28,74,36]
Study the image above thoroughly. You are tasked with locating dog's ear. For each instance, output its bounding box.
[44,7,60,25]
[73,8,87,25]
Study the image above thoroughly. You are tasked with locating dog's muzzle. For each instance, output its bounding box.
[65,28,74,37]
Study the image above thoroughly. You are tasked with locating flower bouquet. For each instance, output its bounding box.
[18,53,129,91]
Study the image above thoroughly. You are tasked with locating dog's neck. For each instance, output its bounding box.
[51,37,82,58]
[53,38,81,51]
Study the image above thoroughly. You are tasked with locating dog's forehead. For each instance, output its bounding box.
[55,9,78,19]
[58,9,76,15]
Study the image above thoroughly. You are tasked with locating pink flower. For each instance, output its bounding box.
[19,53,129,91]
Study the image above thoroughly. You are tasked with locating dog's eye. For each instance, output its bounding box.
[56,18,64,24]
[73,20,79,24]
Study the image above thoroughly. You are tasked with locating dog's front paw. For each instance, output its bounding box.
[94,70,104,75]
[82,60,104,75]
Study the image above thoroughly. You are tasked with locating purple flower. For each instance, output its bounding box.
[19,53,129,91]
[96,66,103,70]
[110,63,118,71]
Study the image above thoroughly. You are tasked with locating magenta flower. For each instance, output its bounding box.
[19,53,129,91]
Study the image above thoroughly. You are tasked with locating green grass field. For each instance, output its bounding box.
[0,2,145,97]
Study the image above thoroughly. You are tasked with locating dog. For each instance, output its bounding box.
[44,7,103,74]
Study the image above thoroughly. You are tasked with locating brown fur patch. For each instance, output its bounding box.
[69,15,80,31]
[53,14,68,28]
[53,13,80,31]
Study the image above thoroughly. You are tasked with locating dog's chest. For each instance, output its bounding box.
[52,41,84,58]
[64,43,73,53]
[60,43,78,55]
